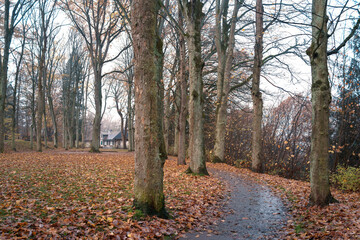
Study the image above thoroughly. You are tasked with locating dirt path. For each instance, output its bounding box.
[181,167,288,239]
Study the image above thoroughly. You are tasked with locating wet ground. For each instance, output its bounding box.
[181,167,287,239]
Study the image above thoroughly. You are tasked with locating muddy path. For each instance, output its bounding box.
[181,167,288,239]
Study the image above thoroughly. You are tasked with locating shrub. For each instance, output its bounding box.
[331,166,360,192]
[234,159,249,168]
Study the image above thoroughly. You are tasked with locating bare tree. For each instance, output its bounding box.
[251,0,264,172]
[177,6,187,165]
[10,21,27,151]
[33,0,58,152]
[0,0,33,153]
[62,0,124,152]
[212,0,242,163]
[307,0,360,206]
[180,0,208,175]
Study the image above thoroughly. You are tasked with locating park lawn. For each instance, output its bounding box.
[0,152,225,239]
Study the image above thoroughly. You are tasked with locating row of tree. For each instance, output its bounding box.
[1,0,359,216]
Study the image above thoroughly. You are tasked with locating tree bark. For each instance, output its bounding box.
[164,80,171,154]
[155,33,167,161]
[131,0,167,217]
[127,79,134,151]
[251,0,264,173]
[182,0,208,175]
[36,35,47,152]
[178,7,187,165]
[82,68,90,148]
[30,71,36,150]
[0,0,12,153]
[11,30,26,151]
[213,0,240,163]
[43,110,48,148]
[306,0,335,206]
[48,93,58,148]
[90,70,102,152]
[75,99,80,148]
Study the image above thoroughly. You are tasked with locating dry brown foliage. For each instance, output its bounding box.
[0,152,225,239]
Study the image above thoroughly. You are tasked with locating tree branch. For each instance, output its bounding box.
[327,17,360,56]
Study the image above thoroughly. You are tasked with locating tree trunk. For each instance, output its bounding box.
[251,0,264,173]
[11,29,26,151]
[306,0,335,206]
[90,69,102,152]
[36,86,44,152]
[30,78,36,150]
[182,0,208,175]
[123,118,127,149]
[164,81,171,154]
[213,0,240,163]
[0,0,12,153]
[115,92,127,149]
[75,101,80,148]
[63,116,67,150]
[48,93,58,148]
[82,71,90,148]
[127,80,134,151]
[11,75,18,151]
[43,110,48,148]
[131,0,167,217]
[173,111,179,156]
[178,8,187,165]
[155,33,167,161]
[36,51,46,152]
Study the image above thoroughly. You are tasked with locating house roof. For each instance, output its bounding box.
[102,131,128,141]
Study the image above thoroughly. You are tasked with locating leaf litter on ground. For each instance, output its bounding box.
[0,152,226,239]
[1,151,359,239]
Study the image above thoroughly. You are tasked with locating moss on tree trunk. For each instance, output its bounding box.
[307,0,336,206]
[181,0,209,176]
[131,0,167,217]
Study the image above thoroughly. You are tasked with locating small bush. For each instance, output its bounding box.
[331,166,360,192]
[234,159,249,168]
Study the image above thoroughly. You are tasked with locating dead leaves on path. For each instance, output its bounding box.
[2,152,358,239]
[0,152,225,239]
[210,163,360,240]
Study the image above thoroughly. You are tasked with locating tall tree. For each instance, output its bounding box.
[45,31,64,149]
[25,38,38,150]
[306,0,334,206]
[61,33,86,149]
[113,81,128,149]
[63,0,124,152]
[307,0,360,206]
[251,0,264,172]
[180,0,208,175]
[11,21,27,151]
[34,0,58,152]
[131,0,167,217]
[0,0,32,153]
[155,0,169,161]
[177,1,187,165]
[212,0,241,163]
